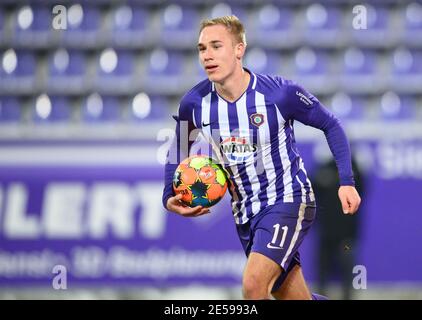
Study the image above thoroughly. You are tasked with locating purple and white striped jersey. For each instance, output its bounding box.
[163,69,355,224]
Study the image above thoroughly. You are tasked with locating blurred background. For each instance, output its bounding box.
[0,0,421,299]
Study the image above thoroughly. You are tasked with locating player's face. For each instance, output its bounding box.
[198,25,243,83]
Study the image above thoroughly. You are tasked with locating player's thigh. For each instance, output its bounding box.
[272,264,312,300]
[243,252,282,292]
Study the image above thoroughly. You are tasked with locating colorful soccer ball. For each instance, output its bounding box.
[173,155,228,208]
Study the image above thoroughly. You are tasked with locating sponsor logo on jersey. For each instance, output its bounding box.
[220,137,258,162]
[296,91,313,106]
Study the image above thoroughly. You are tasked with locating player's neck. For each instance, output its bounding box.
[215,67,250,103]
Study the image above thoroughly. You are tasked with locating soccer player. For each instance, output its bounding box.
[162,15,361,300]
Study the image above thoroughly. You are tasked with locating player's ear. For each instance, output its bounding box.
[235,42,246,60]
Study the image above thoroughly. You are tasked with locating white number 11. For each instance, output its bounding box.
[270,224,288,248]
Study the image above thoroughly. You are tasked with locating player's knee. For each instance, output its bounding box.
[242,273,269,299]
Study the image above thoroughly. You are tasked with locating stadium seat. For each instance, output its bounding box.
[145,49,186,94]
[47,49,87,93]
[294,47,329,75]
[379,92,415,121]
[95,49,135,94]
[402,2,422,47]
[342,48,376,75]
[341,48,381,94]
[129,94,168,121]
[391,48,422,75]
[403,2,422,31]
[250,5,298,48]
[390,48,422,94]
[244,48,281,75]
[159,4,199,48]
[13,5,51,46]
[82,94,120,122]
[304,4,344,46]
[111,5,151,47]
[351,5,392,46]
[209,2,247,22]
[0,96,21,122]
[62,4,101,47]
[0,49,36,94]
[148,49,183,76]
[330,92,364,120]
[32,95,72,123]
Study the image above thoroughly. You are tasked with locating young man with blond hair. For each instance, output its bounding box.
[163,15,361,300]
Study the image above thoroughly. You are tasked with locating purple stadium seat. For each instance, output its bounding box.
[32,95,71,123]
[14,6,50,32]
[82,94,120,122]
[161,5,198,32]
[379,93,416,121]
[245,48,281,75]
[366,6,390,30]
[95,49,135,93]
[250,5,297,48]
[67,5,100,31]
[63,5,101,46]
[342,48,376,75]
[0,49,36,94]
[145,49,187,94]
[351,5,392,46]
[295,48,328,75]
[255,4,293,31]
[147,49,183,76]
[330,93,364,120]
[1,50,36,77]
[13,6,52,46]
[49,49,86,76]
[160,5,199,47]
[404,2,422,30]
[0,97,21,122]
[304,4,344,46]
[111,6,150,46]
[97,49,133,77]
[209,3,247,22]
[47,49,87,93]
[392,48,422,74]
[129,94,168,121]
[402,3,422,46]
[305,4,342,30]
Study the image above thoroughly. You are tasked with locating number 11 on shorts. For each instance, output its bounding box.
[267,224,288,249]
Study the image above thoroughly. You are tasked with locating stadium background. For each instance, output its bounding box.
[0,0,421,299]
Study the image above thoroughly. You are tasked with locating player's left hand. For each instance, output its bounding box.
[338,186,361,215]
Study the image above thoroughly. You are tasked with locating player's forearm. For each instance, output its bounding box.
[162,163,177,210]
[323,118,355,186]
[161,119,195,210]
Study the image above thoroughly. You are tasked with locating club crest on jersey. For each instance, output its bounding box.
[250,113,264,127]
[220,137,257,162]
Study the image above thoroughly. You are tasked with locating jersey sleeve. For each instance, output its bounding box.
[277,80,355,186]
[162,97,198,209]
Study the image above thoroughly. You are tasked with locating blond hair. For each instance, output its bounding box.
[199,15,247,45]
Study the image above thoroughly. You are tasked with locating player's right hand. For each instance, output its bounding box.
[166,194,210,217]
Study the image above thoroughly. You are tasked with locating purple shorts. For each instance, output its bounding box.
[236,202,316,292]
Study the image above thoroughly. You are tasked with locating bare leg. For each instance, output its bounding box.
[272,264,312,300]
[242,252,282,300]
